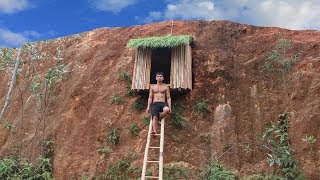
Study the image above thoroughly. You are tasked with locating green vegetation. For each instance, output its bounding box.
[44,64,69,90]
[260,113,305,179]
[241,174,286,180]
[0,48,16,71]
[261,38,299,82]
[128,123,140,138]
[200,160,236,180]
[163,165,190,180]
[118,69,129,81]
[101,149,140,179]
[111,95,124,105]
[0,156,52,180]
[193,99,210,117]
[170,103,186,128]
[3,122,14,130]
[127,35,193,48]
[107,128,120,145]
[302,135,317,144]
[125,86,134,96]
[142,116,150,127]
[97,145,112,156]
[132,97,145,111]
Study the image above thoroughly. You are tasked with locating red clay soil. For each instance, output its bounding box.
[0,20,319,179]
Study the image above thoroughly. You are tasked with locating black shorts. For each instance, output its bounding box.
[151,102,168,119]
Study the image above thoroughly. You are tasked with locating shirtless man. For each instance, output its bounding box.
[146,72,171,134]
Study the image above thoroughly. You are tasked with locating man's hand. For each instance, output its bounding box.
[146,108,150,115]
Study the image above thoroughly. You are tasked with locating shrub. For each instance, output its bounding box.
[107,128,120,145]
[111,95,123,105]
[201,160,236,180]
[260,113,305,179]
[142,116,150,127]
[193,99,210,117]
[163,165,190,180]
[128,123,140,138]
[170,103,186,128]
[124,86,134,96]
[97,145,112,156]
[132,97,145,111]
[118,69,129,81]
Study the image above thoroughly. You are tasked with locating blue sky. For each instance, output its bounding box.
[1,0,320,48]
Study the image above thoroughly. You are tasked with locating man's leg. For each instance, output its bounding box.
[152,116,158,134]
[159,106,170,118]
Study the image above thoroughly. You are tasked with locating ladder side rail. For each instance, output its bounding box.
[159,118,165,179]
[141,118,153,180]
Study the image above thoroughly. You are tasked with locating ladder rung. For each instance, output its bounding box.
[145,176,159,179]
[149,146,160,149]
[147,160,159,163]
[151,134,161,136]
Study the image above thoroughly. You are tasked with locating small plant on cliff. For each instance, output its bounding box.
[302,135,317,150]
[124,86,134,96]
[163,165,190,180]
[107,128,120,145]
[111,95,123,105]
[3,122,14,130]
[128,123,140,138]
[118,69,129,81]
[97,145,112,156]
[0,155,52,179]
[142,116,150,127]
[171,103,186,128]
[260,113,305,179]
[200,160,236,180]
[241,173,285,180]
[132,97,145,111]
[192,99,210,117]
[261,38,299,82]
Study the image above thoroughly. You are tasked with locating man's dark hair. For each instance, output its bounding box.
[156,72,164,76]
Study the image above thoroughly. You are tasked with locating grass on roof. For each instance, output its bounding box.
[127,35,193,48]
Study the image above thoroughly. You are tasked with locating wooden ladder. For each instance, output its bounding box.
[141,118,165,179]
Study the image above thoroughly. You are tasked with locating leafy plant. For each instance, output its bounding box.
[0,156,52,179]
[201,160,236,180]
[241,173,286,180]
[302,135,317,144]
[124,86,134,96]
[193,99,210,117]
[119,69,129,81]
[107,128,120,145]
[163,165,190,180]
[132,97,145,111]
[3,122,14,130]
[261,38,299,83]
[260,113,305,179]
[111,95,123,105]
[44,64,69,89]
[170,103,186,128]
[128,123,140,138]
[97,145,112,156]
[142,116,150,127]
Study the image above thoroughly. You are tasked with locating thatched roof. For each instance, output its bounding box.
[127,35,193,48]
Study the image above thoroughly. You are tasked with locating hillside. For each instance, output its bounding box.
[0,20,319,179]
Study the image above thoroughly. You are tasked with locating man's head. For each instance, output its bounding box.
[155,72,164,83]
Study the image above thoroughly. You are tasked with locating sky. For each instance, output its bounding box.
[1,0,320,48]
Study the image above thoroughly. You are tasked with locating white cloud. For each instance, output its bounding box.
[0,0,29,14]
[141,0,320,30]
[89,0,138,13]
[0,28,42,48]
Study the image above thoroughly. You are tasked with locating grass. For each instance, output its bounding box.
[192,99,210,117]
[170,103,186,128]
[128,123,140,138]
[201,160,236,180]
[97,145,112,156]
[127,35,193,48]
[118,69,129,81]
[132,97,145,111]
[107,128,120,145]
[111,95,124,105]
[142,116,150,127]
[163,165,190,180]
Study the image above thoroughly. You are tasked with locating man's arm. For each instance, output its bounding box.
[166,86,172,112]
[146,86,153,114]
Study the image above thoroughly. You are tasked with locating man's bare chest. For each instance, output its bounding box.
[152,86,166,93]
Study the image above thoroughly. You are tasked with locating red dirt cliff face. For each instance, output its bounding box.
[0,20,319,179]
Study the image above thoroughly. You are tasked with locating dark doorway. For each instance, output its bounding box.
[150,48,171,84]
